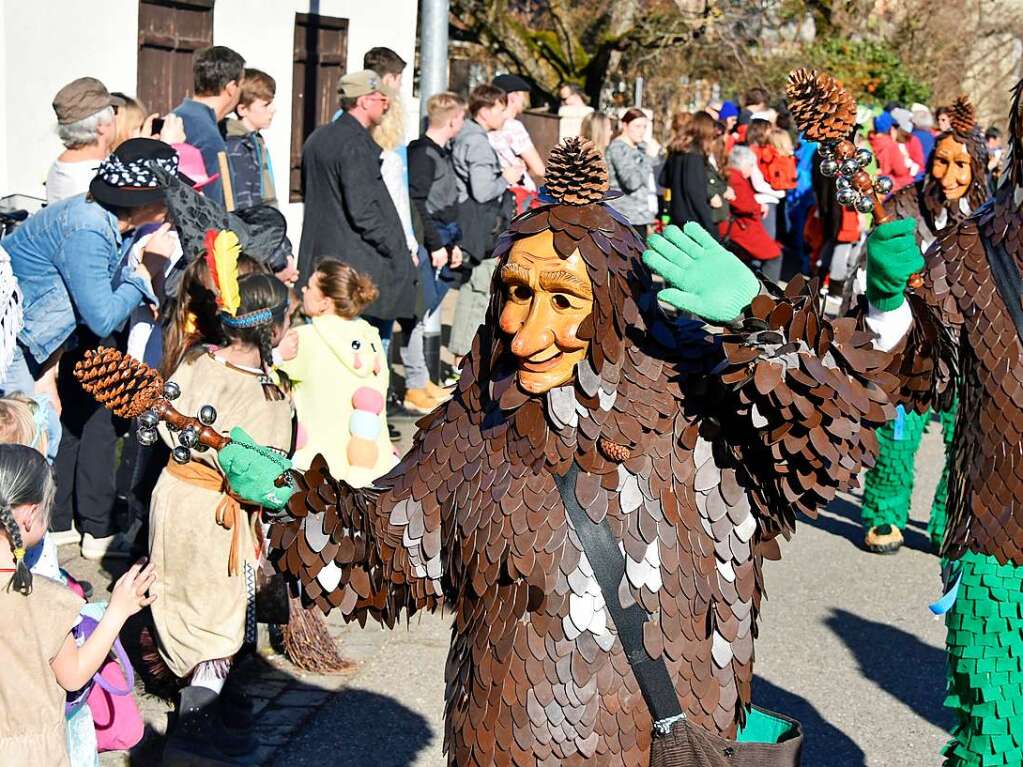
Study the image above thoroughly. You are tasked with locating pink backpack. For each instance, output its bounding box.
[66,605,144,752]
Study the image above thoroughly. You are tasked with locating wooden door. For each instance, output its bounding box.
[290,13,348,202]
[137,0,215,116]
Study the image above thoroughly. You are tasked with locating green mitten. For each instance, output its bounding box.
[866,218,923,311]
[642,222,760,324]
[218,426,295,510]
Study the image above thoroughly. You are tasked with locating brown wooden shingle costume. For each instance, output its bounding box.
[889,87,1023,564]
[269,139,902,765]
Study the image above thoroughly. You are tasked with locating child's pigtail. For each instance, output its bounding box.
[0,501,31,594]
[256,323,275,374]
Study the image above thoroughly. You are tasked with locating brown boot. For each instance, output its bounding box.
[424,380,453,401]
[864,524,904,554]
[403,388,442,415]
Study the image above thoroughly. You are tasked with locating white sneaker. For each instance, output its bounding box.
[80,532,134,561]
[48,526,81,547]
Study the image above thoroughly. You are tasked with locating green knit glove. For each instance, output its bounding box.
[643,222,760,324]
[866,218,923,311]
[218,427,295,511]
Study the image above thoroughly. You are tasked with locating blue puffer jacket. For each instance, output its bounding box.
[225,119,278,211]
[2,194,154,366]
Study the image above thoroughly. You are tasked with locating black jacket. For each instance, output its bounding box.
[660,151,719,238]
[408,135,459,253]
[297,112,417,322]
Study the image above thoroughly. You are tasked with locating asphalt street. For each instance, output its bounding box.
[279,416,953,767]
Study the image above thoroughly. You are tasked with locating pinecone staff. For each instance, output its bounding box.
[215,138,909,765]
[860,77,1023,767]
[786,67,895,222]
[785,68,858,144]
[74,347,166,419]
[859,95,991,555]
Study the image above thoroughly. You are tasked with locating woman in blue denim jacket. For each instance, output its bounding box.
[2,139,181,380]
[1,138,180,559]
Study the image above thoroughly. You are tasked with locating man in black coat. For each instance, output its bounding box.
[297,70,417,324]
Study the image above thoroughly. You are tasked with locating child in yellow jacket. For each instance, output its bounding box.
[279,260,397,487]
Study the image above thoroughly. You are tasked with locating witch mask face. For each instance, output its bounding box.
[931,135,973,200]
[498,230,594,394]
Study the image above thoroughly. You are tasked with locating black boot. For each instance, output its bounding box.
[423,331,442,385]
[162,686,254,766]
[219,673,254,732]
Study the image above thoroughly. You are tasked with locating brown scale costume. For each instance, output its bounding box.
[270,139,904,765]
[894,83,1023,563]
[888,97,990,252]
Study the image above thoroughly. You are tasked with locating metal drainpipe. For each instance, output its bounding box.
[419,0,451,386]
[419,0,450,118]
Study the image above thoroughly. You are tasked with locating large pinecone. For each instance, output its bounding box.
[73,347,165,418]
[786,68,857,142]
[544,137,609,205]
[949,96,977,136]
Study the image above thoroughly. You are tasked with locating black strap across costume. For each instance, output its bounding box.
[553,462,804,766]
[553,462,684,730]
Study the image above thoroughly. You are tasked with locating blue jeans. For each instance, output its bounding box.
[1,344,36,396]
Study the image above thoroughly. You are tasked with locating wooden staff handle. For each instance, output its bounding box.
[151,399,293,487]
[834,139,921,288]
[151,399,230,449]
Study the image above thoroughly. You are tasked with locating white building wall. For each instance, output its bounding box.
[2,0,138,198]
[1,0,419,239]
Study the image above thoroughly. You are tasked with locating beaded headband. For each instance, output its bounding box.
[221,306,280,328]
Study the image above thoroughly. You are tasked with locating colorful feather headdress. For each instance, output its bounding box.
[204,229,273,328]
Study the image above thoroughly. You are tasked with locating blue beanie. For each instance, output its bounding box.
[720,101,739,120]
[873,110,894,134]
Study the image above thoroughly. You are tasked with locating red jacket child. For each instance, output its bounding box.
[869,131,915,191]
[720,167,781,262]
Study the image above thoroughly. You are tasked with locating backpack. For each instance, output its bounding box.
[66,603,144,753]
[766,154,798,191]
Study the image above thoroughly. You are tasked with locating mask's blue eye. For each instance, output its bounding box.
[352,340,362,350]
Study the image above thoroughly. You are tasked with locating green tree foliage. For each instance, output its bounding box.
[806,39,931,105]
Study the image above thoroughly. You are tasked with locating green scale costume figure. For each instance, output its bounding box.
[860,96,990,554]
[860,402,954,552]
[862,83,1023,767]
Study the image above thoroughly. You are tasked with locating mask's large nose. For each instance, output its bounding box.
[510,303,555,359]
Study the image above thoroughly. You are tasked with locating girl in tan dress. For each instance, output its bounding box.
[151,259,294,764]
[0,444,155,767]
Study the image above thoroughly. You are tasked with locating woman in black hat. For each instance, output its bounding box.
[2,138,182,560]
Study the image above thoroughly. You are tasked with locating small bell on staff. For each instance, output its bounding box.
[179,427,199,449]
[137,427,158,447]
[874,176,894,196]
[198,405,217,425]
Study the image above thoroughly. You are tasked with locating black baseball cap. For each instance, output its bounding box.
[492,74,531,94]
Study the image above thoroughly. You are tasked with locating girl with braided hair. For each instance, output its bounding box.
[148,231,294,764]
[0,443,156,766]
